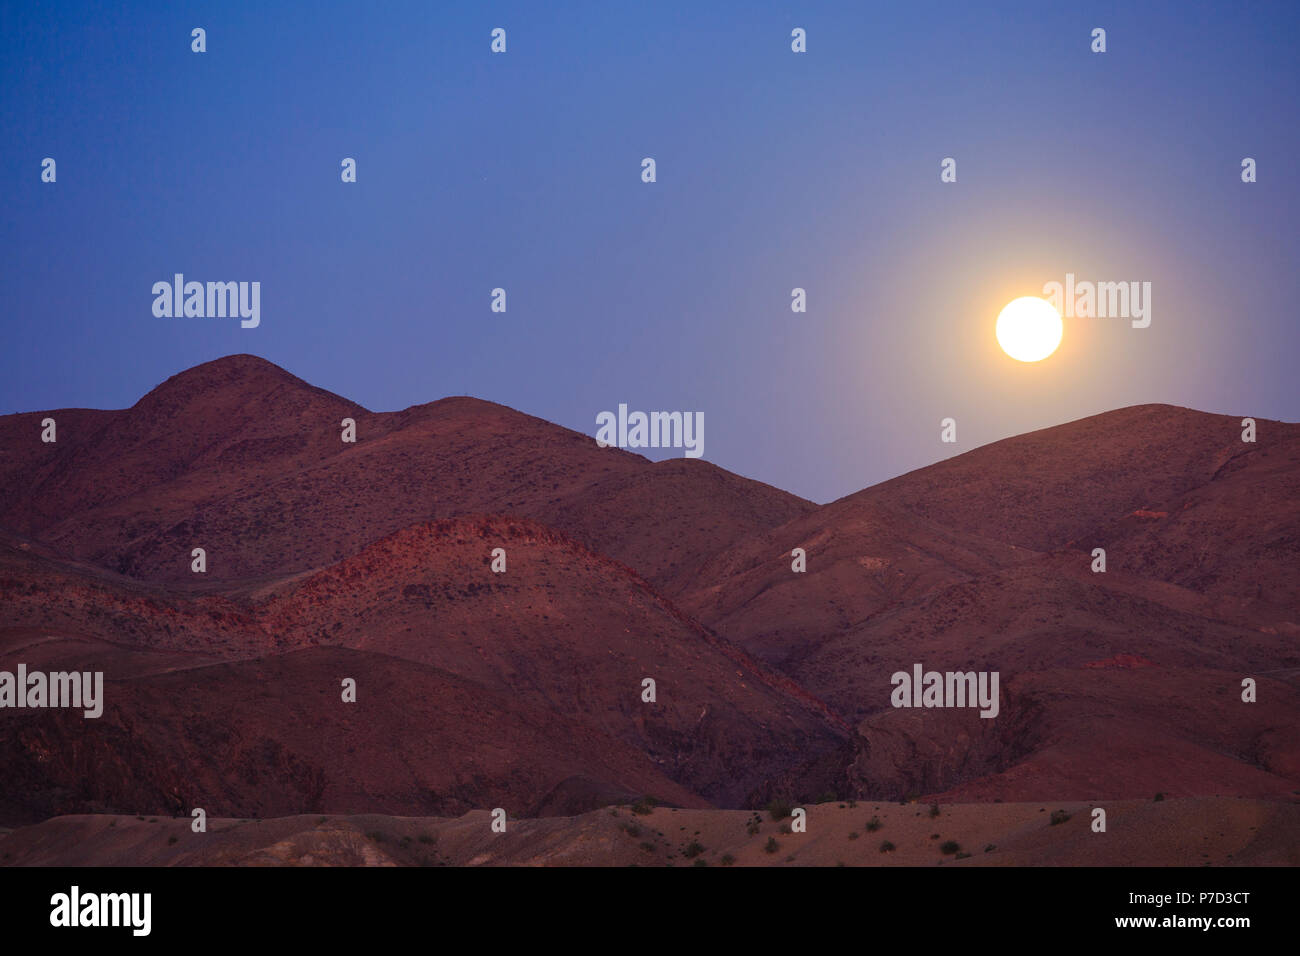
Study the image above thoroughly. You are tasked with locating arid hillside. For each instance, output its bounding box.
[1,356,1297,846]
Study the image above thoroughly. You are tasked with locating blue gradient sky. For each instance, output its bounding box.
[3,1,1297,503]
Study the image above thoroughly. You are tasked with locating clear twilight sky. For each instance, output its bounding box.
[2,1,1297,503]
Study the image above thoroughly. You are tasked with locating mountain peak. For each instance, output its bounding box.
[853,401,1298,552]
[133,354,334,409]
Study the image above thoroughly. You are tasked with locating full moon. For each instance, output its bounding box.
[995,296,1063,362]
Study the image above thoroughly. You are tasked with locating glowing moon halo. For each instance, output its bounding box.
[995,296,1063,362]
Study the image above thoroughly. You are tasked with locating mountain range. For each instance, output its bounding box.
[1,354,1297,832]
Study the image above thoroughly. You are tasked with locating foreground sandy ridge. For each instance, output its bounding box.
[3,797,1297,867]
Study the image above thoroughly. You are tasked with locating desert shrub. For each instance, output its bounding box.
[865,816,882,832]
[879,841,896,853]
[929,803,940,818]
[848,831,860,840]
[683,841,705,858]
[693,858,707,867]
[940,841,960,855]
[720,854,737,866]
[418,833,436,844]
[639,842,655,853]
[764,836,780,854]
[1050,809,1071,825]
[955,851,972,860]
[631,799,654,816]
[1154,792,1165,802]
[767,799,793,821]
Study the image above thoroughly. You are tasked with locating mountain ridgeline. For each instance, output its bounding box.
[1,354,1297,825]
